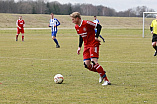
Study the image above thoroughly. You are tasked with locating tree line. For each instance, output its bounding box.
[0,0,155,17]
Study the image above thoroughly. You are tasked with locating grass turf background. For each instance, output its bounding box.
[0,13,157,104]
[0,28,157,104]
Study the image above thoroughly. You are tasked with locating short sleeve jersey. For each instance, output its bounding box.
[93,19,99,24]
[93,19,100,30]
[16,19,25,28]
[151,19,157,34]
[49,18,60,32]
[75,20,99,47]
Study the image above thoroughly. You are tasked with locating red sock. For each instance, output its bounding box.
[22,35,24,41]
[94,63,109,81]
[16,35,18,40]
[94,63,105,77]
[103,76,109,81]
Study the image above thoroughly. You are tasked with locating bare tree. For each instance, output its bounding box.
[0,1,155,17]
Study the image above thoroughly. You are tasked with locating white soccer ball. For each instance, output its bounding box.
[54,74,64,84]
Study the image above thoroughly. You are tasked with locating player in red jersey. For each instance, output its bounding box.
[70,12,111,86]
[16,16,25,41]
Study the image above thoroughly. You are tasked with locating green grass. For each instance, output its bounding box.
[0,28,157,104]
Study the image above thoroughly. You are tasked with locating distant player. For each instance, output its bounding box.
[70,12,111,86]
[150,15,157,56]
[16,16,25,41]
[49,13,60,48]
[93,16,105,42]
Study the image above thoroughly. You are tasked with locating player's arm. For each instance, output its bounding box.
[150,22,153,34]
[23,21,25,28]
[16,20,18,27]
[150,26,153,34]
[95,24,102,38]
[16,20,21,29]
[97,20,100,24]
[55,19,60,27]
[48,24,51,27]
[77,35,83,55]
[48,20,51,27]
[95,24,102,42]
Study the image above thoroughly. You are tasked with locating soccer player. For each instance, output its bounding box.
[49,13,60,48]
[70,12,111,86]
[16,16,25,41]
[93,16,105,42]
[150,15,157,56]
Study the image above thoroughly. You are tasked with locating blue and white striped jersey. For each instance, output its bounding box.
[49,18,60,32]
[93,19,99,30]
[93,19,99,24]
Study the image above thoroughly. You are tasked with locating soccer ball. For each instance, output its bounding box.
[54,74,64,84]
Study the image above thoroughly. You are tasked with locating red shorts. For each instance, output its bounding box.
[83,45,99,60]
[17,28,24,34]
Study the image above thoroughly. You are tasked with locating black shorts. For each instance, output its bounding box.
[152,34,157,42]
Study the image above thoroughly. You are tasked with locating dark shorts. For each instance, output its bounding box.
[51,31,57,37]
[152,34,157,42]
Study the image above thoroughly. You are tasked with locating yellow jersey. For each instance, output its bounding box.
[150,19,157,34]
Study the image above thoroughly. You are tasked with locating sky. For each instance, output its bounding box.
[48,0,157,12]
[13,0,157,12]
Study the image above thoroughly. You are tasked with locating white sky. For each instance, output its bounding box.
[49,0,157,12]
[14,0,157,12]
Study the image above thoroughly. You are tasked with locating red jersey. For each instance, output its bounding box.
[75,20,99,47]
[16,19,25,28]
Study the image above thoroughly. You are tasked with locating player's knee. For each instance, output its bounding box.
[84,62,88,68]
[52,36,56,39]
[91,59,98,64]
[152,42,156,47]
[84,62,91,69]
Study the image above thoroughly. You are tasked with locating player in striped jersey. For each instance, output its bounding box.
[49,13,60,48]
[150,15,157,56]
[93,16,105,42]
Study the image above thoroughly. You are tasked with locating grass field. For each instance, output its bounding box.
[0,28,157,104]
[0,13,157,104]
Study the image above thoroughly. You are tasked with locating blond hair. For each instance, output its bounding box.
[70,12,81,19]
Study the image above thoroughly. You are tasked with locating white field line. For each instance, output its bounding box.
[0,56,157,65]
[0,28,74,30]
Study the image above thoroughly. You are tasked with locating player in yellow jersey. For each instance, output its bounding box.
[150,15,157,56]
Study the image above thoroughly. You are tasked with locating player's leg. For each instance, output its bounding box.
[16,34,19,41]
[52,32,60,48]
[152,34,157,56]
[83,47,97,72]
[21,28,24,41]
[52,36,60,48]
[90,46,111,85]
[91,58,111,85]
[152,42,157,56]
[95,29,105,42]
[83,47,111,85]
[99,35,105,42]
[84,59,97,72]
[22,34,24,41]
[16,28,20,41]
